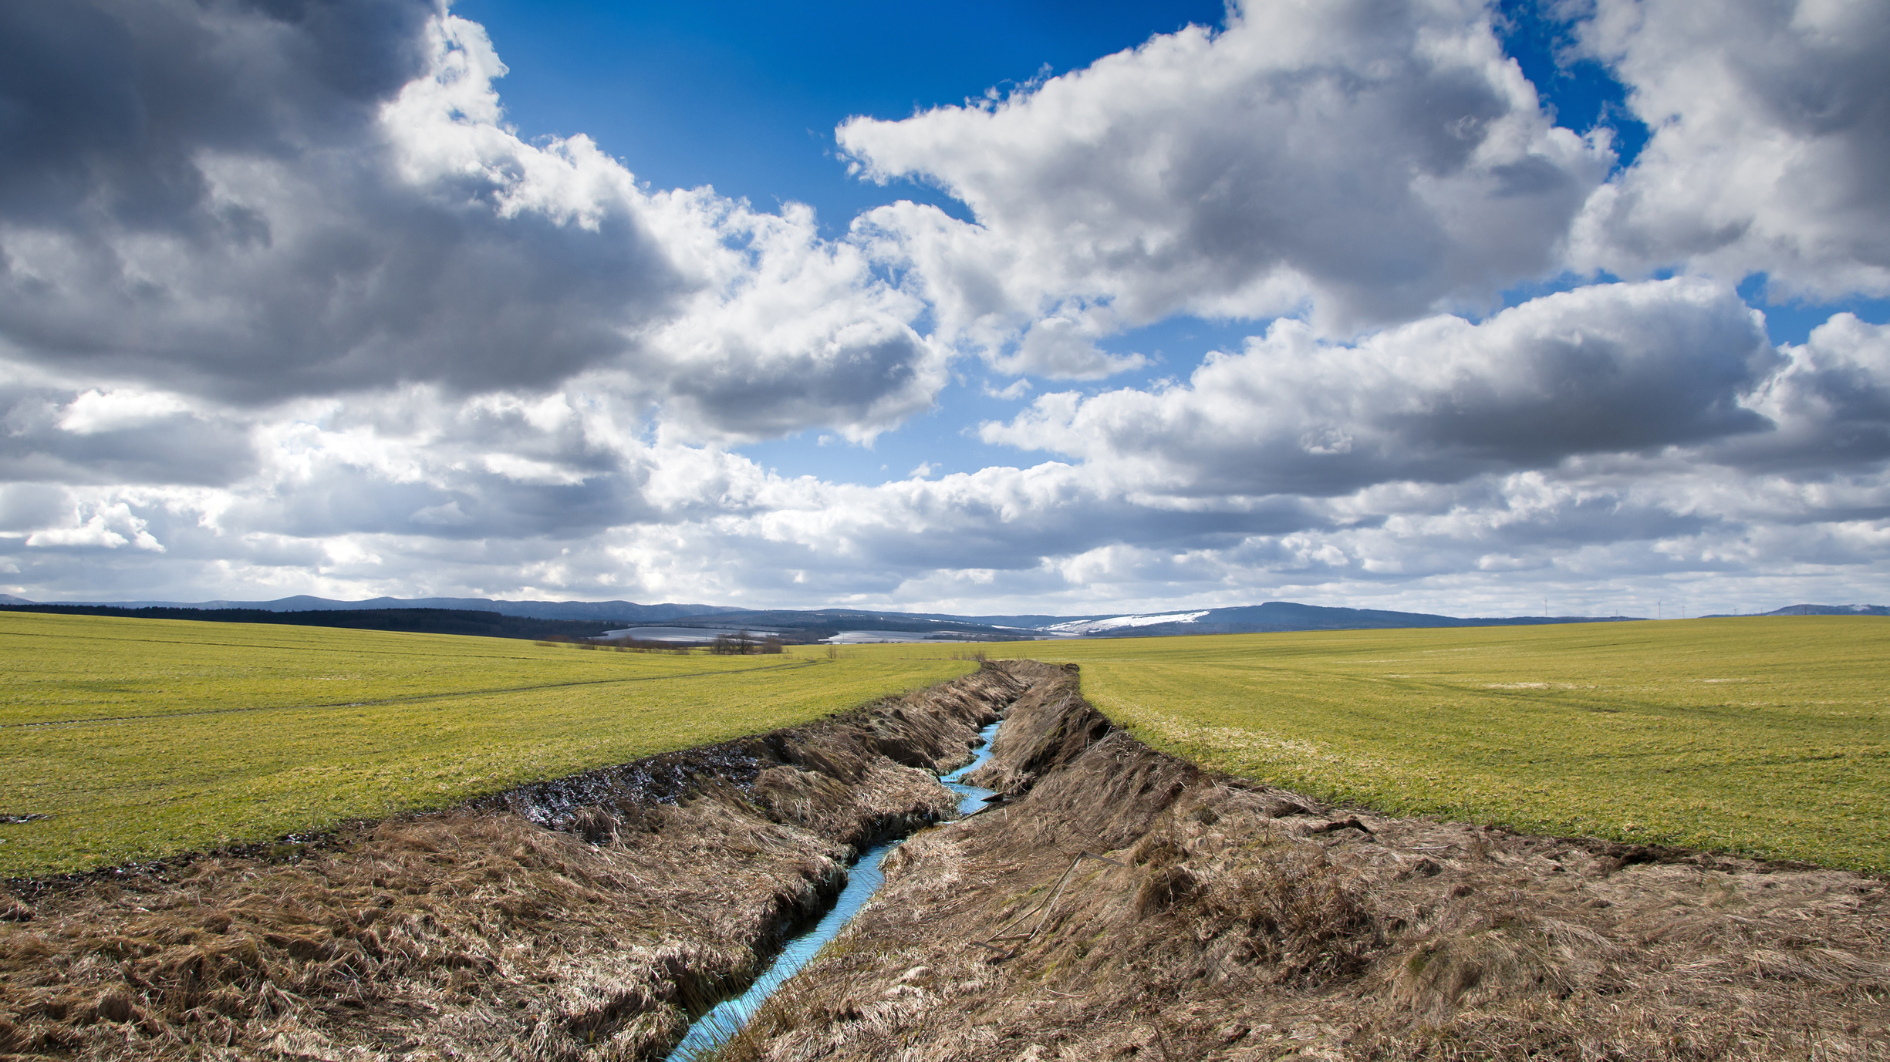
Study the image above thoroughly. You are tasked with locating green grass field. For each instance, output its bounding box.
[0,613,975,877]
[8,614,1883,879]
[1015,618,1889,873]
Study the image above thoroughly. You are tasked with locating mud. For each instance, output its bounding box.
[717,662,1890,1062]
[0,664,1030,1060]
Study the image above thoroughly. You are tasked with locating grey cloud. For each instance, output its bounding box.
[999,316,1144,379]
[612,458,1341,598]
[848,492,1330,575]
[0,483,69,532]
[1471,495,1715,551]
[445,408,629,481]
[1199,490,1728,590]
[0,0,686,403]
[219,403,660,541]
[1712,313,1890,471]
[0,0,428,226]
[842,0,1609,341]
[3,452,1887,616]
[238,472,654,541]
[983,280,1777,498]
[662,328,935,442]
[0,386,255,485]
[0,0,952,446]
[1572,0,1890,295]
[0,546,165,588]
[0,152,685,404]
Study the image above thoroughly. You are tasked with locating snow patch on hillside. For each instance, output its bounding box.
[1040,611,1211,636]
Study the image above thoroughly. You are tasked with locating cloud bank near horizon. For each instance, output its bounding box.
[2,0,1888,617]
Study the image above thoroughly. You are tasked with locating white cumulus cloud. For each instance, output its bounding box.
[841,0,1612,363]
[1569,0,1890,298]
[981,280,1776,496]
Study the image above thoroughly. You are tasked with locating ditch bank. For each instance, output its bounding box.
[0,662,1033,1061]
[715,662,1890,1062]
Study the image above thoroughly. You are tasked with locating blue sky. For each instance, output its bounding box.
[451,1,1231,230]
[2,0,1889,617]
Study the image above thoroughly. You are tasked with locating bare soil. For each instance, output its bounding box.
[0,665,1028,1060]
[718,662,1890,1062]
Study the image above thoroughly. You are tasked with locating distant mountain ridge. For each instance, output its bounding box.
[39,595,740,623]
[3,594,1882,641]
[0,604,630,641]
[1030,602,1637,637]
[643,601,1643,638]
[1732,603,1890,617]
[627,608,1044,642]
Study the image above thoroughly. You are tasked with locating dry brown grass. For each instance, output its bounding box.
[0,666,1030,1060]
[714,665,1890,1062]
[1,804,810,1060]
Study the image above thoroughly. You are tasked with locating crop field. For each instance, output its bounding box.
[0,612,975,877]
[1018,618,1889,873]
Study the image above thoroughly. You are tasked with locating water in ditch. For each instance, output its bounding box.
[665,718,1003,1061]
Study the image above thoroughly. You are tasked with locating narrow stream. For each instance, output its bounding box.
[665,718,1003,1061]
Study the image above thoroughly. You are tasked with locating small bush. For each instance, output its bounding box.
[709,631,781,655]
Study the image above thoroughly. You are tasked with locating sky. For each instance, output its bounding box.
[2,0,1888,618]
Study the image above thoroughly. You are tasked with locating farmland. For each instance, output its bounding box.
[0,612,974,877]
[1021,617,1890,873]
[6,611,1884,881]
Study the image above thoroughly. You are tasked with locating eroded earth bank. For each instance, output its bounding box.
[717,662,1888,1062]
[3,661,1886,1061]
[0,665,1027,1059]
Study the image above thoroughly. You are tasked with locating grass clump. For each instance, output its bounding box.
[0,612,974,876]
[1022,617,1890,872]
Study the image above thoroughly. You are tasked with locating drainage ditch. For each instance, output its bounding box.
[664,718,1005,1061]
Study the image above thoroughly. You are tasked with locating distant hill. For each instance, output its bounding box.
[0,595,1654,641]
[1728,604,1890,617]
[0,604,629,640]
[655,602,1637,639]
[964,613,1111,629]
[46,595,738,622]
[1037,602,1634,637]
[659,608,1036,642]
